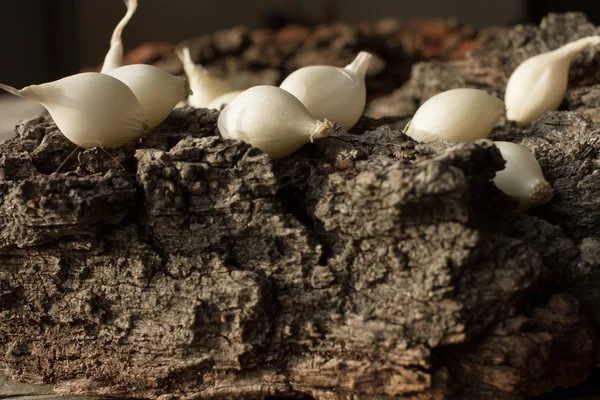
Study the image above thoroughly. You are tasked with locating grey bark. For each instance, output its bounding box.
[1,12,600,400]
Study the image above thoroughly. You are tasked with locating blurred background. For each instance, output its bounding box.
[1,0,599,87]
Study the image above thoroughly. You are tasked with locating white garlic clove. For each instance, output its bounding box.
[101,0,138,73]
[492,141,553,210]
[505,35,600,128]
[206,90,244,110]
[0,73,148,149]
[404,88,505,143]
[105,64,191,128]
[178,47,234,108]
[279,51,373,130]
[218,85,334,159]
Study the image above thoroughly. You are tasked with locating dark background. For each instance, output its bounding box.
[0,0,599,87]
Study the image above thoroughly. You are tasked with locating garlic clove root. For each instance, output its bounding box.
[279,51,373,130]
[404,88,505,143]
[101,0,138,73]
[218,85,334,159]
[0,73,148,149]
[178,47,234,108]
[206,90,244,110]
[505,35,600,128]
[105,64,191,128]
[492,141,553,210]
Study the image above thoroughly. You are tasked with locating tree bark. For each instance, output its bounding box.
[1,12,600,400]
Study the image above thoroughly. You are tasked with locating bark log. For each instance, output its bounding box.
[1,12,600,400]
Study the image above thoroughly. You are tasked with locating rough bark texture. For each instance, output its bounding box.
[1,12,600,400]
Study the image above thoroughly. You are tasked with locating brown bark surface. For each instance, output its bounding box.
[1,12,600,400]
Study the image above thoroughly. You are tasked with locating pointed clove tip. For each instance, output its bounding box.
[346,51,374,77]
[358,50,374,60]
[127,0,138,11]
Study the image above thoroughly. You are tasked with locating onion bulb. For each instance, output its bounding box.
[404,88,505,142]
[105,64,191,128]
[493,141,553,210]
[0,73,148,148]
[218,85,334,159]
[505,36,600,128]
[280,51,373,130]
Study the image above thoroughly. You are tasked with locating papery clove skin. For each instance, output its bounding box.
[280,51,373,130]
[105,64,191,128]
[178,47,234,108]
[207,90,244,110]
[218,85,334,159]
[492,141,553,210]
[505,35,600,128]
[404,88,505,142]
[101,0,138,73]
[0,73,148,149]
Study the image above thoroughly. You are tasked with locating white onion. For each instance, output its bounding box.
[218,86,334,159]
[404,88,505,143]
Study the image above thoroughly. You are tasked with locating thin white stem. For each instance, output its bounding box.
[178,47,207,78]
[54,144,81,174]
[554,35,600,60]
[0,83,22,98]
[55,143,127,174]
[345,51,373,77]
[101,0,138,72]
[111,0,137,47]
